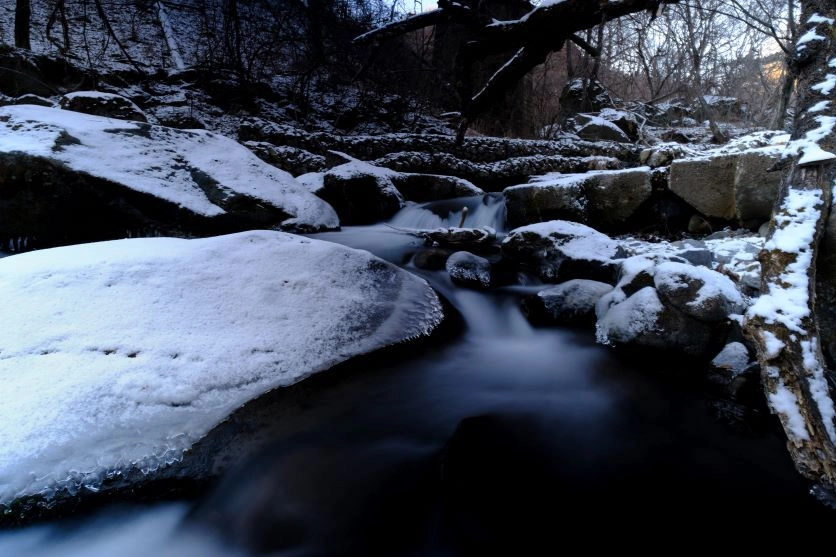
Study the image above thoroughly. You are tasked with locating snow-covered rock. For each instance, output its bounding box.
[733,151,782,230]
[575,114,631,143]
[523,279,613,326]
[654,261,745,322]
[319,156,405,224]
[501,220,620,283]
[390,173,483,202]
[0,231,443,507]
[503,167,651,230]
[446,251,492,289]
[0,105,339,248]
[60,91,148,123]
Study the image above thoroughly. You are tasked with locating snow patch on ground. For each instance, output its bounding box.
[768,374,811,441]
[0,231,443,505]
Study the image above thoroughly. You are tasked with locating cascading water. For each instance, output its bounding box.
[388,193,507,232]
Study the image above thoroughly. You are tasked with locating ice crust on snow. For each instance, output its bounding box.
[0,105,338,230]
[0,231,443,504]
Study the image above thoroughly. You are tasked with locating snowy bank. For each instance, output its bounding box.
[0,231,443,506]
[0,105,339,239]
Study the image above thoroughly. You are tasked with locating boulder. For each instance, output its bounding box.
[504,168,652,231]
[653,261,745,322]
[584,167,652,230]
[0,231,444,511]
[12,94,53,107]
[595,286,720,356]
[502,220,620,283]
[0,105,338,249]
[575,114,631,143]
[597,108,639,140]
[413,248,451,270]
[734,151,782,230]
[60,91,148,122]
[319,157,405,225]
[559,78,613,120]
[503,174,588,229]
[523,279,613,326]
[390,173,483,202]
[446,251,492,289]
[669,154,737,220]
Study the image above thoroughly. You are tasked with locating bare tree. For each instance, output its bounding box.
[355,0,683,141]
[744,1,836,496]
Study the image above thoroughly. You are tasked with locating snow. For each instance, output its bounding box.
[809,101,830,113]
[796,28,826,50]
[0,105,338,231]
[784,115,836,166]
[762,331,786,359]
[595,287,664,346]
[808,13,835,25]
[812,75,836,96]
[711,342,750,374]
[505,220,619,263]
[801,338,836,442]
[0,231,443,504]
[748,188,822,334]
[768,375,811,441]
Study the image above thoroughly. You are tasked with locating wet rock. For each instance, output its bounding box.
[523,279,613,326]
[413,248,450,270]
[60,91,148,122]
[319,157,405,225]
[669,154,737,220]
[446,251,491,289]
[502,220,619,283]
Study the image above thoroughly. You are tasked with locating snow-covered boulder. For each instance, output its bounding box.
[504,174,588,229]
[446,251,492,289]
[501,220,620,283]
[504,168,651,231]
[575,114,631,143]
[245,141,327,175]
[654,261,745,322]
[0,105,339,248]
[60,91,148,122]
[390,173,483,202]
[523,279,613,326]
[595,286,719,356]
[595,256,745,357]
[0,231,443,508]
[319,157,405,224]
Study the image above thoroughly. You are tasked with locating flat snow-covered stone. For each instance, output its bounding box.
[0,105,338,243]
[0,231,443,506]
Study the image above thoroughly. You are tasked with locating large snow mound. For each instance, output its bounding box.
[0,104,338,231]
[0,231,443,505]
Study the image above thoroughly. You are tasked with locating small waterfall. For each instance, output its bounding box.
[389,194,506,232]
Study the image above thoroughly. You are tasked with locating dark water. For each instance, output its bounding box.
[0,211,832,555]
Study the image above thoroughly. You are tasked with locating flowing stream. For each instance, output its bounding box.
[0,196,830,555]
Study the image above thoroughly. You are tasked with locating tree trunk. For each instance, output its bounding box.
[15,0,31,50]
[771,56,795,131]
[744,1,836,496]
